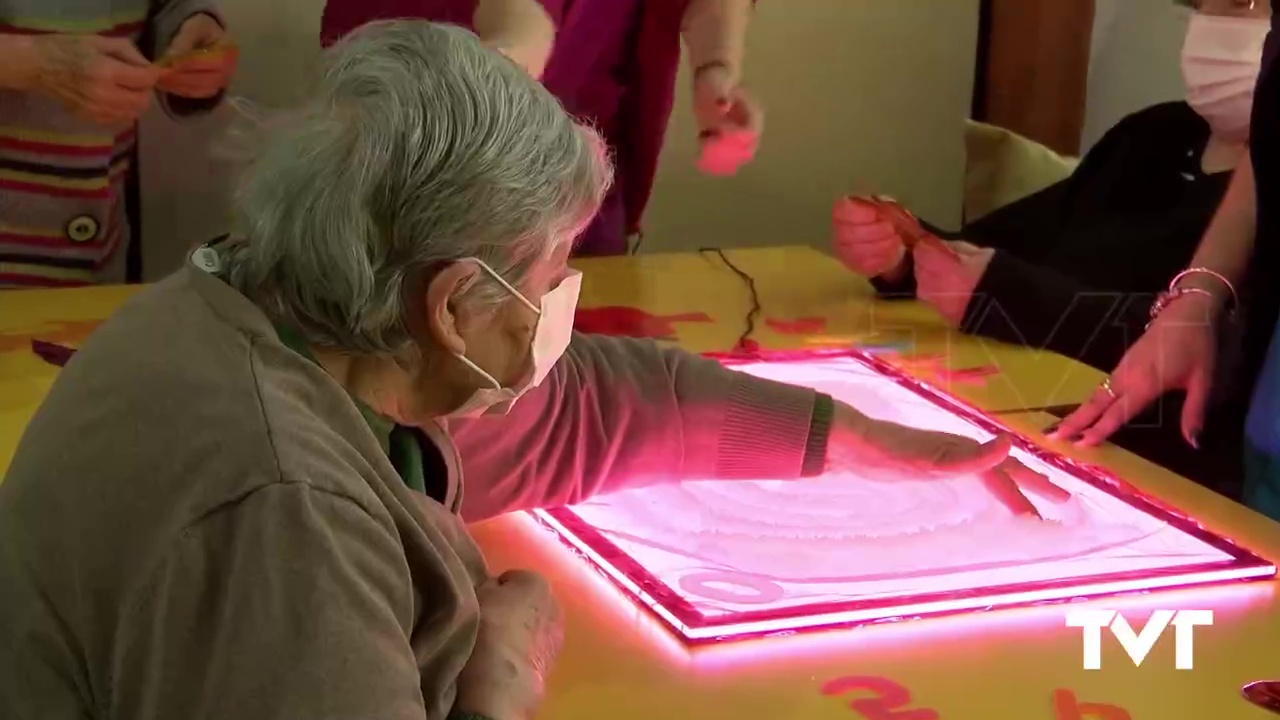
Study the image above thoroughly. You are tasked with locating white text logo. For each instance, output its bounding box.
[1065,609,1213,670]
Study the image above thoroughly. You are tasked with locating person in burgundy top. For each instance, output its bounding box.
[320,0,763,256]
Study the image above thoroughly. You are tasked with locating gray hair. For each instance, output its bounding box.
[222,20,612,355]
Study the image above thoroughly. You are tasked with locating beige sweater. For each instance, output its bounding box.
[0,261,823,720]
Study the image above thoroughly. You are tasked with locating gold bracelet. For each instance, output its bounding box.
[1169,267,1238,311]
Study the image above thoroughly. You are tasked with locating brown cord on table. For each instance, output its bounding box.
[698,247,761,352]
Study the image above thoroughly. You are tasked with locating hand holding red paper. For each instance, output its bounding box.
[25,35,162,125]
[1052,294,1218,448]
[157,14,237,99]
[455,569,564,720]
[915,239,993,326]
[827,401,1071,518]
[693,62,763,176]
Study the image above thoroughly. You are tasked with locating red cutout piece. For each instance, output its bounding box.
[936,364,1001,386]
[573,306,712,340]
[821,676,941,720]
[766,316,828,335]
[0,320,102,353]
[1052,689,1132,720]
[946,365,1000,379]
[891,354,946,368]
[888,355,1000,386]
[31,340,77,367]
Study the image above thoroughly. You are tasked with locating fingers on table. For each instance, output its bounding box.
[980,466,1040,518]
[1002,458,1070,504]
[981,456,1070,519]
[932,434,1013,475]
[1080,381,1156,447]
[1181,369,1212,447]
[1051,373,1151,447]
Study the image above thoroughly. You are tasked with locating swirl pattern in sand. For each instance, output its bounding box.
[574,473,1151,583]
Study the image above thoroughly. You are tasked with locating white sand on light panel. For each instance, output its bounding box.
[547,357,1250,624]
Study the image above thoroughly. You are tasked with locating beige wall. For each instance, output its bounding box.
[138,0,979,277]
[1081,0,1189,152]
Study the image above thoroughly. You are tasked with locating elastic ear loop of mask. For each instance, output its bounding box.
[468,258,540,315]
[453,258,542,388]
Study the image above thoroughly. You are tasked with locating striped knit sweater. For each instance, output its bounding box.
[0,1,220,288]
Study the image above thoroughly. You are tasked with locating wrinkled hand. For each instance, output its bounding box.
[456,570,564,720]
[157,14,236,99]
[29,34,161,124]
[832,197,910,279]
[693,63,763,176]
[1051,294,1218,448]
[915,239,994,326]
[828,402,1070,517]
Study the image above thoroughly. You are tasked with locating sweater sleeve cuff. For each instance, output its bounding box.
[689,373,818,481]
[801,393,834,477]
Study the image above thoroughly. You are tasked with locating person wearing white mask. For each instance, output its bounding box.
[0,21,1067,720]
[831,0,1268,494]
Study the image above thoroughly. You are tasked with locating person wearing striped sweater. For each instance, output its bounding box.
[0,2,237,288]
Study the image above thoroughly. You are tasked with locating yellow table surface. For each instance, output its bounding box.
[2,247,1278,719]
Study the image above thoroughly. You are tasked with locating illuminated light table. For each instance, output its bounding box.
[474,407,1280,720]
[533,350,1272,644]
[5,248,1280,719]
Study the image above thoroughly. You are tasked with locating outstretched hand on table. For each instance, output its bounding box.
[827,401,1071,517]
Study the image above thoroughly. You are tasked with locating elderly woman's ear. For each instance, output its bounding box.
[420,262,486,357]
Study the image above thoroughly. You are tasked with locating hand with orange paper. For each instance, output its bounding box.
[157,14,237,99]
[832,196,914,281]
[833,195,990,325]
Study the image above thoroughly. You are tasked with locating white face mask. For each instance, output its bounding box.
[1181,13,1268,139]
[449,260,581,418]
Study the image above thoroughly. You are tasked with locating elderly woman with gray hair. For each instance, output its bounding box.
[0,20,1066,720]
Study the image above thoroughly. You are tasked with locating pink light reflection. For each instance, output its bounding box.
[686,582,1275,674]
[508,513,691,669]
[530,351,1275,651]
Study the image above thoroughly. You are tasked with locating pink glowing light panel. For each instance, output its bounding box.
[533,351,1274,643]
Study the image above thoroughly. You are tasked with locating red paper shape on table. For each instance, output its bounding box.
[822,676,940,720]
[31,340,77,367]
[1052,689,1131,720]
[939,364,1000,384]
[892,354,999,387]
[765,316,828,335]
[0,320,102,353]
[573,306,712,340]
